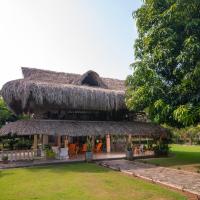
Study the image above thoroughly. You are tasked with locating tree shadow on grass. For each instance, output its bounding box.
[0,170,14,178]
[25,162,111,174]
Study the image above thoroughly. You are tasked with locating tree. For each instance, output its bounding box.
[126,0,200,127]
[0,96,29,128]
[0,96,18,127]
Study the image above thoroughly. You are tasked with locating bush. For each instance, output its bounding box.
[2,155,8,162]
[163,124,200,145]
[13,139,32,150]
[1,136,32,150]
[86,137,93,152]
[154,143,170,156]
[45,149,56,159]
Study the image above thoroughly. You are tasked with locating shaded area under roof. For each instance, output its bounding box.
[0,120,168,138]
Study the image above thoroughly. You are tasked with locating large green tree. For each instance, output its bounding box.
[126,0,200,127]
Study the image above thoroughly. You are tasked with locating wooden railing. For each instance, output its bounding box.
[0,149,39,161]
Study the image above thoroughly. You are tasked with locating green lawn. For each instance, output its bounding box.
[143,144,200,173]
[0,163,187,200]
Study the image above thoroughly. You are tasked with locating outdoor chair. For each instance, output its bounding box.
[94,143,102,153]
[68,143,77,158]
[52,146,60,159]
[81,144,87,153]
[134,146,140,155]
[60,147,69,160]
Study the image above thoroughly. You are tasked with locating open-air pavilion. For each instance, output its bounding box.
[0,67,168,161]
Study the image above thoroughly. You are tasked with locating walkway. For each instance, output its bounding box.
[97,159,200,196]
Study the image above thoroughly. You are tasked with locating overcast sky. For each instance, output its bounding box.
[0,0,142,88]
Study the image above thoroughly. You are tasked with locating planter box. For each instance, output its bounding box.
[85,151,93,162]
[126,150,133,160]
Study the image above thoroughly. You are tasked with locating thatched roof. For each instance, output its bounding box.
[22,67,125,90]
[0,120,168,138]
[1,67,126,114]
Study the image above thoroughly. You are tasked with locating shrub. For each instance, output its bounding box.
[2,155,8,162]
[86,137,93,152]
[154,142,170,156]
[45,149,56,159]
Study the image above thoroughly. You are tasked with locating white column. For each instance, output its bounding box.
[64,136,68,148]
[106,134,111,153]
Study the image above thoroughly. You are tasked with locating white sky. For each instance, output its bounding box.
[0,0,142,88]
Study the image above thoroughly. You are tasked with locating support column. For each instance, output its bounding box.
[64,136,68,148]
[33,135,38,149]
[57,136,61,147]
[128,134,132,143]
[92,136,95,149]
[42,135,49,145]
[64,136,69,159]
[106,134,111,153]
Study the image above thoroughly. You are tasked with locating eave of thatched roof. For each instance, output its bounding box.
[0,120,168,138]
[1,79,125,114]
[1,67,126,114]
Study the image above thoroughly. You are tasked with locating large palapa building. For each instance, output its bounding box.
[0,67,167,154]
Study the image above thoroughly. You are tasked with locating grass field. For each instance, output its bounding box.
[0,163,187,200]
[143,144,200,173]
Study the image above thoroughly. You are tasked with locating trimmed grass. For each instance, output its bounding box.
[0,163,187,200]
[143,144,200,173]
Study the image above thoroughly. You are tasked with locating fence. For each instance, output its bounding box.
[0,149,38,161]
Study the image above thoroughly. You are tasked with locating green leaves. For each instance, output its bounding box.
[173,105,196,126]
[0,97,20,127]
[126,0,200,127]
[0,97,13,127]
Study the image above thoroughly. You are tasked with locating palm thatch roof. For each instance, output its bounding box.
[1,67,126,114]
[22,67,125,90]
[0,120,168,138]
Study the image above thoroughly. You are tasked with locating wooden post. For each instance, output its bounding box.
[33,135,38,149]
[64,136,68,148]
[139,136,141,144]
[128,134,132,143]
[92,136,95,149]
[106,134,111,153]
[42,135,49,145]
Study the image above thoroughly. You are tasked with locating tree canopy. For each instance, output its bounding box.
[0,96,18,128]
[126,0,200,127]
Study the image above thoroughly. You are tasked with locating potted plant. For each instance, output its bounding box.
[154,143,169,156]
[43,145,56,160]
[126,141,133,160]
[2,155,8,164]
[85,137,93,162]
[45,149,56,160]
